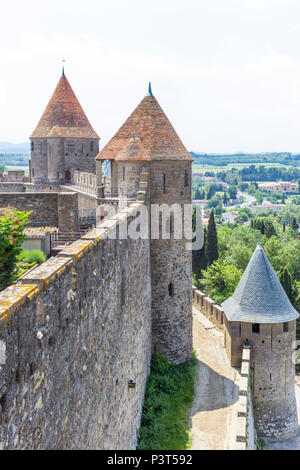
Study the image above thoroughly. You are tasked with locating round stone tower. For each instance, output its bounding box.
[96,83,193,364]
[30,68,99,185]
[221,241,299,440]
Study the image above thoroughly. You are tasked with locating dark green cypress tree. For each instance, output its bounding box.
[194,188,201,199]
[206,211,218,266]
[292,217,298,230]
[283,222,286,232]
[192,207,207,278]
[279,267,293,301]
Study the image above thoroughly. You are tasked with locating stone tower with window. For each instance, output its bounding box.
[96,84,193,364]
[30,69,99,184]
[221,241,299,440]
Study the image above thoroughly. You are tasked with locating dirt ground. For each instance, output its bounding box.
[189,308,240,450]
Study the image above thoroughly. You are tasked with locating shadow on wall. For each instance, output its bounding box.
[189,360,239,415]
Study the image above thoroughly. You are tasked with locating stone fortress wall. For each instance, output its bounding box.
[0,180,99,231]
[0,203,152,449]
[0,191,79,233]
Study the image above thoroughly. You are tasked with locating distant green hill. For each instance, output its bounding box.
[0,142,30,154]
[190,152,300,167]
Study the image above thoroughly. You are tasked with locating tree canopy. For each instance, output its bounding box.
[0,208,31,291]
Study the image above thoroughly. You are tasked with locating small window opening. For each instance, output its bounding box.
[90,141,94,152]
[184,170,189,187]
[32,168,35,177]
[283,322,289,333]
[31,141,34,151]
[68,141,75,152]
[163,174,166,193]
[170,213,174,237]
[123,167,125,181]
[168,281,174,298]
[252,323,260,334]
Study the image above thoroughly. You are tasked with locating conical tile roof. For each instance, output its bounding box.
[221,243,299,323]
[96,85,192,162]
[30,73,99,139]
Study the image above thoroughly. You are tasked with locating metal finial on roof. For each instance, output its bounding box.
[147,82,153,97]
[62,59,65,77]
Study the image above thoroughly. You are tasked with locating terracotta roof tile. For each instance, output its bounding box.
[30,74,99,139]
[96,92,192,162]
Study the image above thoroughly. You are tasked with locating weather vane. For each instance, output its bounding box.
[62,59,65,76]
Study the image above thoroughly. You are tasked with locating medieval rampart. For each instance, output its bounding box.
[0,202,151,449]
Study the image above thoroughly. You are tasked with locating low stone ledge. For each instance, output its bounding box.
[0,284,39,323]
[98,218,118,230]
[242,346,250,362]
[239,376,248,397]
[236,416,247,443]
[21,256,72,289]
[237,395,247,418]
[81,227,108,241]
[57,239,94,260]
[241,360,250,378]
[234,345,256,450]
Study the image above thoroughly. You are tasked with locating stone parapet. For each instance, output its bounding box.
[234,345,256,450]
[192,287,224,328]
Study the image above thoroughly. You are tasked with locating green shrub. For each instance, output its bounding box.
[0,209,31,290]
[150,354,171,374]
[137,352,198,450]
[18,249,46,265]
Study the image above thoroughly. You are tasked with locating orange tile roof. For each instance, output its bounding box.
[30,73,99,139]
[96,88,192,162]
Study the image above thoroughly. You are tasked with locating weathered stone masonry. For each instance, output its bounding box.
[0,192,79,233]
[0,203,151,449]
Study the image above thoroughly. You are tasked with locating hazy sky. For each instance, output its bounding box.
[1,0,300,153]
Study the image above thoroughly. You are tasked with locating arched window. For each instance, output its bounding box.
[31,141,34,151]
[65,170,71,183]
[168,281,174,298]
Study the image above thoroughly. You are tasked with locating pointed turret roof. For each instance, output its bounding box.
[30,73,99,139]
[221,243,299,323]
[96,84,192,162]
